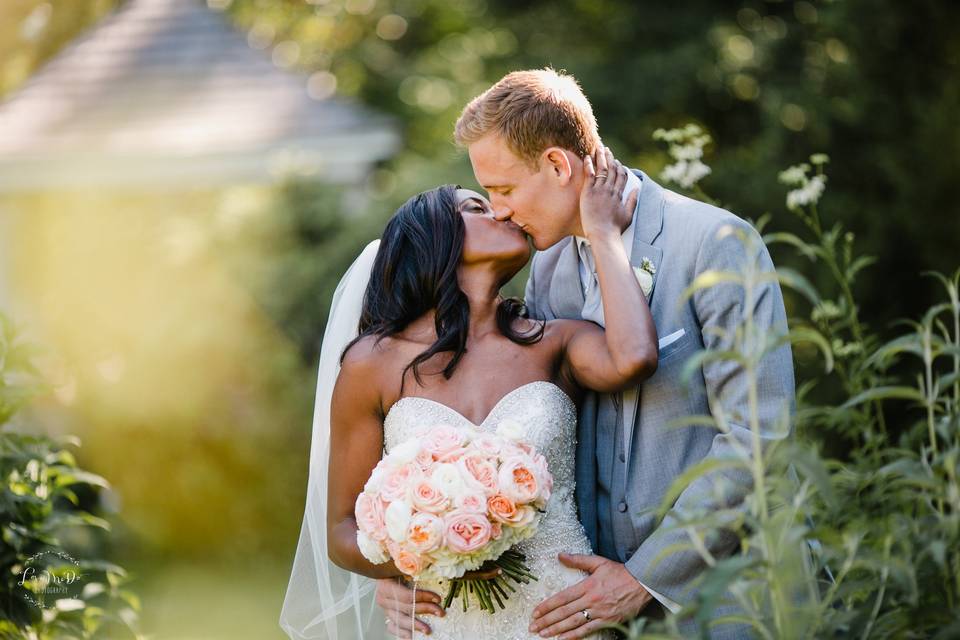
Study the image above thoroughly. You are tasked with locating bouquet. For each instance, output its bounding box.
[354,420,553,613]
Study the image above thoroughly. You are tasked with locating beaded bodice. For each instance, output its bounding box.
[382,381,612,640]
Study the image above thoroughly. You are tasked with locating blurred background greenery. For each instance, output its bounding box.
[0,0,957,637]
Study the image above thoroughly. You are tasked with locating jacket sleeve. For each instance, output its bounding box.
[624,215,796,604]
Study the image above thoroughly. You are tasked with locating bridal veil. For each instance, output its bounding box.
[279,239,389,640]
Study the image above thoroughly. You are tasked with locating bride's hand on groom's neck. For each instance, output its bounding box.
[579,146,638,242]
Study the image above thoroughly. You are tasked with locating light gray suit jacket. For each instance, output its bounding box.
[524,170,795,631]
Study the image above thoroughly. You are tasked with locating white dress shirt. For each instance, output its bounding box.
[573,170,681,614]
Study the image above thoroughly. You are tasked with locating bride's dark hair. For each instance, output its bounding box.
[342,184,543,387]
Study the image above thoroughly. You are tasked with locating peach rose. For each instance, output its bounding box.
[406,512,443,554]
[394,548,424,577]
[444,511,492,554]
[410,478,449,514]
[487,494,521,524]
[354,492,387,541]
[488,497,537,528]
[498,457,539,503]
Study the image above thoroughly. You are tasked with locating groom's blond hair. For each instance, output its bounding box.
[454,68,601,167]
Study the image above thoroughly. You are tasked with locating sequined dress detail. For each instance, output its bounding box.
[383,381,614,640]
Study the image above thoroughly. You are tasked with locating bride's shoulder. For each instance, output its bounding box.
[341,334,399,368]
[340,333,423,376]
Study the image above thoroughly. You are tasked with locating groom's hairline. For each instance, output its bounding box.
[454,68,600,166]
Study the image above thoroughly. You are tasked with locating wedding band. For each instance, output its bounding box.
[595,172,608,180]
[582,609,591,621]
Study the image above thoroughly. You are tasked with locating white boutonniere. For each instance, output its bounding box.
[633,257,656,298]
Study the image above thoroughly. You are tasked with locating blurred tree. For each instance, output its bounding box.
[220,0,960,343]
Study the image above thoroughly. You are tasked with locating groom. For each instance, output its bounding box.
[377,69,795,638]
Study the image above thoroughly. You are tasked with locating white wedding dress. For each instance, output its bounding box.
[382,380,615,640]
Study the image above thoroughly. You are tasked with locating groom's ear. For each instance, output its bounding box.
[543,147,574,186]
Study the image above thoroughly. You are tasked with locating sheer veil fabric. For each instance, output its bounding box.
[280,240,391,640]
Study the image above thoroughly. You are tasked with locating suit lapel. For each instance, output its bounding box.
[624,171,666,472]
[628,169,666,306]
[548,237,586,320]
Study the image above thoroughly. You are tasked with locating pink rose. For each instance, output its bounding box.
[455,492,487,514]
[532,453,553,503]
[354,492,387,541]
[380,463,420,502]
[414,448,435,470]
[406,512,443,554]
[386,539,401,557]
[444,511,492,554]
[498,457,540,503]
[422,425,466,459]
[394,548,424,577]
[459,454,499,496]
[410,478,449,514]
[471,435,502,457]
[438,446,469,463]
[515,442,535,456]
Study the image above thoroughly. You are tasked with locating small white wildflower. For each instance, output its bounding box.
[662,159,712,189]
[810,153,830,166]
[778,163,810,186]
[655,124,713,190]
[786,174,826,210]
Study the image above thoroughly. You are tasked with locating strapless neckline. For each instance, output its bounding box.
[385,380,576,428]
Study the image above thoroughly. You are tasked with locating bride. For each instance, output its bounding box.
[280,150,657,640]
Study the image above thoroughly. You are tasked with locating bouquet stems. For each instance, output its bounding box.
[441,549,537,614]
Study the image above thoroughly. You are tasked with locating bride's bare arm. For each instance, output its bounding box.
[557,149,658,392]
[326,337,403,579]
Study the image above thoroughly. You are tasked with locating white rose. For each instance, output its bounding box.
[388,439,421,465]
[633,266,654,298]
[495,418,525,442]
[356,529,388,564]
[384,499,412,542]
[364,465,386,494]
[430,463,465,499]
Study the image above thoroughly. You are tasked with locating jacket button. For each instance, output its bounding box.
[617,501,627,513]
[618,451,626,462]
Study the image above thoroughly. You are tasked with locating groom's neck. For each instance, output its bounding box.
[571,206,634,239]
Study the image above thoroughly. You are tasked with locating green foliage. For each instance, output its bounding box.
[624,129,960,638]
[0,313,142,639]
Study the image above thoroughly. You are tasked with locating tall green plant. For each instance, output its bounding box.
[622,127,960,639]
[0,313,143,639]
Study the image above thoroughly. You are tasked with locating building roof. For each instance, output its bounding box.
[0,0,400,191]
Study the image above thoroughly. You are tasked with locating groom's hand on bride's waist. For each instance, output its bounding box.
[529,553,652,640]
